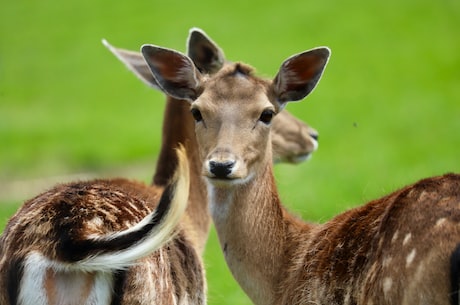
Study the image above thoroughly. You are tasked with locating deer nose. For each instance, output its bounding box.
[209,160,235,179]
[310,132,319,141]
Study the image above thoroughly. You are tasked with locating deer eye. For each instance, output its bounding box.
[258,109,275,125]
[190,108,203,122]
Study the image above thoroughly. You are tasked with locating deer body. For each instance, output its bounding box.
[142,42,460,305]
[0,149,196,305]
[279,174,460,305]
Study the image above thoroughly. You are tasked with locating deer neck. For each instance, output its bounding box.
[153,96,210,254]
[208,162,290,305]
[153,97,196,186]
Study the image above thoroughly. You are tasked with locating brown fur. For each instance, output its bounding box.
[0,179,162,261]
[277,174,460,305]
[153,97,209,254]
[0,151,198,305]
[142,43,460,305]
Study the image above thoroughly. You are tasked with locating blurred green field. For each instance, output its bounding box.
[1,0,459,304]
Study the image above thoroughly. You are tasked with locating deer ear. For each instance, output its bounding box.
[141,45,202,102]
[187,27,225,74]
[273,47,331,104]
[102,39,161,90]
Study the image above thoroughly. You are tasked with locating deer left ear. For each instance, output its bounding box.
[272,47,331,105]
[141,45,202,102]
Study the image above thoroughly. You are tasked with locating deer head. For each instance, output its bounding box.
[141,45,330,185]
[103,28,320,164]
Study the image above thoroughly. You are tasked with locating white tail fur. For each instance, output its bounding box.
[0,147,189,305]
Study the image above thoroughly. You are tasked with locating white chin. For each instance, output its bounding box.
[292,153,312,164]
[206,173,254,187]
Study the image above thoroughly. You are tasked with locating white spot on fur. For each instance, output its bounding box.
[378,237,384,250]
[382,256,393,268]
[435,217,447,227]
[406,249,416,267]
[90,216,103,226]
[402,233,411,246]
[391,230,399,244]
[383,277,392,298]
[344,288,351,305]
[85,217,104,238]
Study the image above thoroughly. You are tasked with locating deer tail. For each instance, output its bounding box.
[66,145,190,272]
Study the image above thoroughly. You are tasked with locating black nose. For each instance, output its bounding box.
[310,132,319,141]
[209,160,235,178]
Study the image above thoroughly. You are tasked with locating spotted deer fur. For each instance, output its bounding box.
[0,29,324,305]
[142,41,460,305]
[0,147,193,305]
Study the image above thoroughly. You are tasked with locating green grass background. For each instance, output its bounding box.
[1,0,459,303]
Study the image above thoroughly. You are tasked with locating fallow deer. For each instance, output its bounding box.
[142,42,460,305]
[0,147,193,305]
[93,28,319,304]
[102,28,319,255]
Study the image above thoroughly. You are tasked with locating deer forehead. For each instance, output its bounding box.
[194,64,275,120]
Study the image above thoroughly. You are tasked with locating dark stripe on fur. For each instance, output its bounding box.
[450,243,460,305]
[110,270,127,305]
[6,257,23,305]
[56,180,176,262]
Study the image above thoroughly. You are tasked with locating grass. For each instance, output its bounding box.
[1,0,459,304]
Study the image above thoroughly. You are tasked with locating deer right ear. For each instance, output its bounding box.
[273,47,331,105]
[141,45,202,102]
[187,27,225,74]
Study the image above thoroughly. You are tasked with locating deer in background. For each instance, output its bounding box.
[103,28,319,255]
[0,148,191,305]
[142,41,460,305]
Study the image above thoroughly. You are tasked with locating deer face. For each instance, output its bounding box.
[189,66,276,185]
